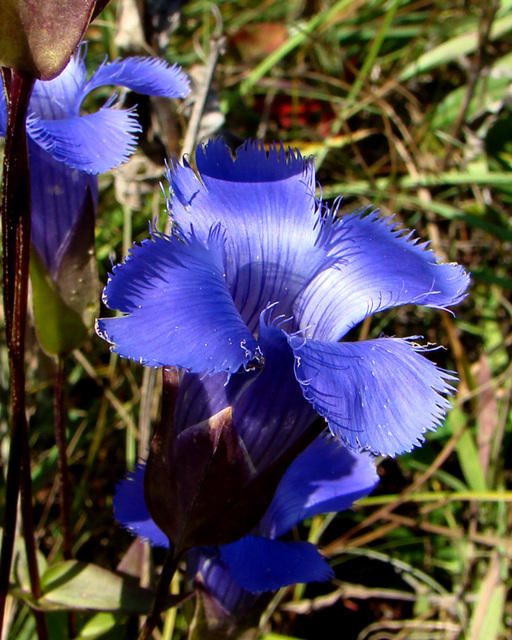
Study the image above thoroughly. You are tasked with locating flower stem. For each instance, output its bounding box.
[138,545,181,640]
[0,69,48,638]
[54,357,73,561]
[53,356,76,637]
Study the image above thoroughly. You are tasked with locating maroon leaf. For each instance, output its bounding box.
[0,1,109,80]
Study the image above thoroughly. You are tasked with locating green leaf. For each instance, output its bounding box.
[446,408,488,493]
[29,183,99,355]
[39,561,157,613]
[76,612,125,639]
[399,12,512,81]
[9,534,48,597]
[0,0,103,79]
[431,51,512,130]
[30,248,89,356]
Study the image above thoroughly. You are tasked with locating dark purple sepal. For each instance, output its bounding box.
[144,402,325,554]
[51,186,99,331]
[144,406,257,553]
[0,1,108,80]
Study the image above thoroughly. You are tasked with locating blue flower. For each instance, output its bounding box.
[0,45,190,273]
[114,431,379,595]
[115,324,378,592]
[97,140,469,456]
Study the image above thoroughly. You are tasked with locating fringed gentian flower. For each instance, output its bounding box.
[0,44,190,274]
[114,430,379,593]
[114,316,378,584]
[97,140,469,457]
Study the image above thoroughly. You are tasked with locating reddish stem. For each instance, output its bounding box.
[0,69,48,639]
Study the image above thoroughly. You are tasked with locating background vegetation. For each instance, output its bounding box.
[2,0,511,638]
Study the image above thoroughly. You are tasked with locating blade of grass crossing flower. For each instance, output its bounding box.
[394,195,512,245]
[321,170,512,197]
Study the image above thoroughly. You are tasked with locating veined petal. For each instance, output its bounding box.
[231,317,316,469]
[113,463,169,548]
[166,140,331,332]
[288,336,456,456]
[27,106,142,174]
[29,50,87,119]
[294,210,470,340]
[175,312,316,469]
[220,535,333,593]
[259,434,378,538]
[80,57,190,101]
[96,227,260,374]
[29,141,98,272]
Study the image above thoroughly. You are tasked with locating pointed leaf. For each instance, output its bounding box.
[30,248,88,355]
[39,560,176,613]
[75,612,123,639]
[8,532,48,597]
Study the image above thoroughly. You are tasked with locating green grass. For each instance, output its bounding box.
[2,0,512,638]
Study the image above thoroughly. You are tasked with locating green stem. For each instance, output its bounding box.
[0,68,48,639]
[138,545,181,640]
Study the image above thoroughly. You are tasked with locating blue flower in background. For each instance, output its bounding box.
[114,431,379,594]
[97,140,469,456]
[0,45,190,273]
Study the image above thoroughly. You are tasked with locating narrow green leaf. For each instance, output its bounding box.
[399,13,512,81]
[447,407,488,493]
[239,0,356,95]
[474,584,506,640]
[76,612,124,639]
[30,248,89,356]
[39,561,157,613]
[9,534,48,596]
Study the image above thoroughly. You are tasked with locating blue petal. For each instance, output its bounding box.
[0,89,7,136]
[288,336,456,456]
[220,535,333,593]
[96,226,260,374]
[175,312,316,470]
[29,141,98,272]
[166,140,330,332]
[294,210,470,340]
[113,463,169,548]
[80,57,190,100]
[188,548,261,617]
[29,50,86,120]
[259,434,378,538]
[27,106,142,174]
